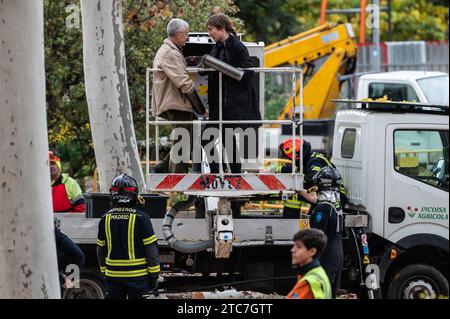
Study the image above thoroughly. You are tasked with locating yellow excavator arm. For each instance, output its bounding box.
[264,23,357,120]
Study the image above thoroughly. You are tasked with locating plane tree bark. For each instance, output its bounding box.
[0,0,60,299]
[80,0,145,191]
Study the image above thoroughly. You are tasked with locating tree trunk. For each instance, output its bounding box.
[0,0,60,298]
[80,0,145,191]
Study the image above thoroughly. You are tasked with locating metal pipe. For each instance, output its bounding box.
[162,196,214,253]
[202,55,244,81]
[372,0,381,72]
[360,0,366,44]
[219,72,224,175]
[299,70,304,190]
[148,120,296,125]
[186,89,206,116]
[326,7,388,14]
[155,118,160,163]
[145,65,304,179]
[291,71,296,175]
[320,0,328,25]
[387,0,392,42]
[147,67,302,73]
[145,68,150,182]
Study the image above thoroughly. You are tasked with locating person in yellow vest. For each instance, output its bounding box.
[49,149,85,213]
[287,228,332,299]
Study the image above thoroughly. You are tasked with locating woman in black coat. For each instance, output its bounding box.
[204,13,261,173]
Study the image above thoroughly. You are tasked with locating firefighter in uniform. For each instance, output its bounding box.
[276,138,312,218]
[276,138,312,173]
[299,166,345,299]
[305,151,348,211]
[97,174,160,299]
[276,138,348,217]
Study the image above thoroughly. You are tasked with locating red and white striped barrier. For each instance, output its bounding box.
[146,173,302,193]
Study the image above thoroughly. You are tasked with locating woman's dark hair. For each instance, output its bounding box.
[206,13,237,36]
[293,229,328,259]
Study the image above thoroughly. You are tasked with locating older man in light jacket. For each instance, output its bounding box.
[152,18,201,173]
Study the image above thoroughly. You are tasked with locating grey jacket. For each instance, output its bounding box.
[151,38,195,117]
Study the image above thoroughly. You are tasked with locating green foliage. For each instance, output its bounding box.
[237,0,448,120]
[235,0,321,44]
[45,0,93,181]
[264,77,291,120]
[323,0,449,42]
[236,0,448,44]
[387,0,448,41]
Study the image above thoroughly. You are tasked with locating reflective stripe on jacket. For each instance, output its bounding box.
[97,207,160,281]
[284,193,301,210]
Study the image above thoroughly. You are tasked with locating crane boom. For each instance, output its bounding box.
[264,23,357,120]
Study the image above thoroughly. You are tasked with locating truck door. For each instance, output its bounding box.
[384,124,449,241]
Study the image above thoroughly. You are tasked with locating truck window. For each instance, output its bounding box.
[369,83,419,102]
[341,128,357,159]
[417,75,449,105]
[394,130,449,192]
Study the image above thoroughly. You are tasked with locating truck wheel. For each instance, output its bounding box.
[62,271,105,299]
[387,264,449,299]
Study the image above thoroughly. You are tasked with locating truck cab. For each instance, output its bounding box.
[332,102,449,298]
[356,71,449,105]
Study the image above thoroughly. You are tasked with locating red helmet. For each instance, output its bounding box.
[49,151,60,162]
[281,138,303,160]
[49,150,61,170]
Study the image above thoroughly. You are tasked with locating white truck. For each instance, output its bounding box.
[355,71,449,106]
[333,100,449,299]
[56,35,448,299]
[58,99,448,299]
[269,70,450,157]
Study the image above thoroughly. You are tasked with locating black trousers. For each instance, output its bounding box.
[320,233,344,299]
[105,279,150,299]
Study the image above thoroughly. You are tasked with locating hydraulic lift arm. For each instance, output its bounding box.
[264,23,357,120]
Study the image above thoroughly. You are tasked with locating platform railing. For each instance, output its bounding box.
[145,66,304,194]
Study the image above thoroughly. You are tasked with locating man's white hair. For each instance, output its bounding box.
[167,18,189,37]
